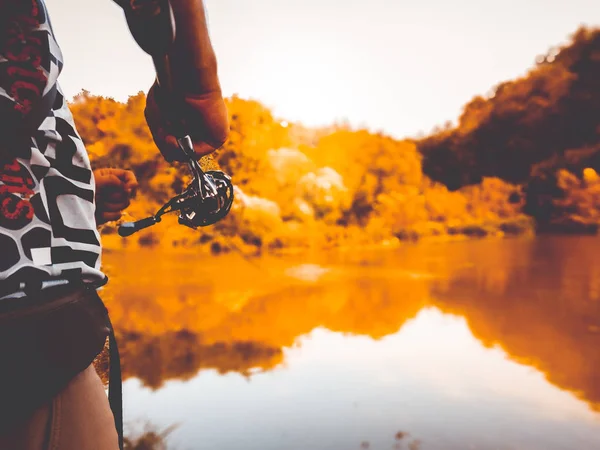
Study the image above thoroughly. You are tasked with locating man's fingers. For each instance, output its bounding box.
[97,169,138,190]
[111,168,138,186]
[145,87,181,162]
[114,170,139,194]
[96,174,123,190]
[163,135,188,162]
[96,172,138,200]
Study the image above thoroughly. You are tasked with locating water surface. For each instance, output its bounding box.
[101,236,600,450]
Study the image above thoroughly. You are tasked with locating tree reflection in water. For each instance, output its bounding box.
[96,236,600,434]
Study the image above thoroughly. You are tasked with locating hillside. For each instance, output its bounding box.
[417,26,600,232]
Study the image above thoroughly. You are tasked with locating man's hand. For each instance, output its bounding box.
[144,83,229,163]
[94,168,138,225]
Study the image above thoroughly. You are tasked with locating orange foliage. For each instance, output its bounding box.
[419,26,599,190]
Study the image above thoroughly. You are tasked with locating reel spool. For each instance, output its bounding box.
[118,137,234,237]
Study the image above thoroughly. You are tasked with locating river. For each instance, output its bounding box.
[100,235,600,450]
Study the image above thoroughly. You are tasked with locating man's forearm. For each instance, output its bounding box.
[168,0,221,95]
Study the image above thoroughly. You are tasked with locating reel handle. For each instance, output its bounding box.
[118,216,159,237]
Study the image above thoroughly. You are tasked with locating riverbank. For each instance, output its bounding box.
[99,211,537,256]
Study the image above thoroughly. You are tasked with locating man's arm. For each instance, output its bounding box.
[114,0,229,161]
[167,0,220,95]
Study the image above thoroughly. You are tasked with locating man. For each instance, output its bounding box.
[0,0,228,449]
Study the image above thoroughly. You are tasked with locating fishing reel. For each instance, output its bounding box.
[117,136,234,237]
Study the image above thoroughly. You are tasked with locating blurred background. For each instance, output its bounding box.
[50,1,599,449]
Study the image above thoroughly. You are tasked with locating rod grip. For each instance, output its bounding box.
[118,216,158,237]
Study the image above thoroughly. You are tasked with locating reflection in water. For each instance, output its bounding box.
[120,332,282,388]
[100,254,429,389]
[100,236,600,449]
[428,237,600,412]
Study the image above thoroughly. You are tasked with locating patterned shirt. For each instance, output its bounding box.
[0,0,106,295]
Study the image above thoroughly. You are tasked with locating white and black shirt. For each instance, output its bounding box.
[0,0,106,296]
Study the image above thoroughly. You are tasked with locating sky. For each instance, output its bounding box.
[47,0,599,139]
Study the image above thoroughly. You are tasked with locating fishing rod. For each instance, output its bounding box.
[116,0,234,237]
